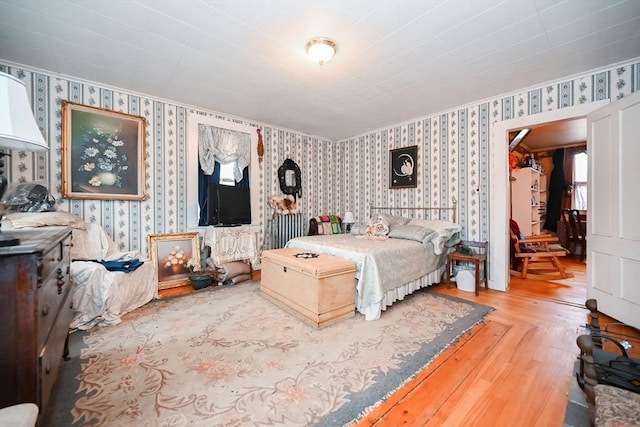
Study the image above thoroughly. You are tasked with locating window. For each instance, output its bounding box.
[219,162,236,186]
[573,152,587,210]
[187,114,259,229]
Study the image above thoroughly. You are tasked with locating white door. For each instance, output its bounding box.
[587,90,640,328]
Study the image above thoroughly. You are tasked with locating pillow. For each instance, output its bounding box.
[349,224,367,236]
[5,211,86,229]
[388,224,435,242]
[374,213,409,228]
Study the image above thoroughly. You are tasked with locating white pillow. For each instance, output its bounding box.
[375,213,410,228]
[388,224,435,242]
[4,211,86,229]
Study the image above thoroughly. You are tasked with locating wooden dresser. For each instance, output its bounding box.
[0,227,73,416]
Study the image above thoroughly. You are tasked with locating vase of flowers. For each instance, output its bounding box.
[77,126,130,188]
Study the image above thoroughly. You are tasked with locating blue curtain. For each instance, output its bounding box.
[198,162,220,226]
[237,166,249,188]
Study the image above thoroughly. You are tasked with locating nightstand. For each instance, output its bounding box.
[445,240,488,296]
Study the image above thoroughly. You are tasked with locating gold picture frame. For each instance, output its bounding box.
[61,101,146,200]
[148,232,201,290]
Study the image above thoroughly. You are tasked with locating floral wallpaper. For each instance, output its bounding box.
[338,60,639,242]
[0,58,638,258]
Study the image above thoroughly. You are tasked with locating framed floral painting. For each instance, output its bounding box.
[389,145,417,188]
[148,232,201,290]
[61,101,146,200]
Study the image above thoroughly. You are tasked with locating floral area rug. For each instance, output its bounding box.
[44,281,493,427]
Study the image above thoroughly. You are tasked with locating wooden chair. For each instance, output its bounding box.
[445,240,488,296]
[560,209,573,251]
[509,219,573,280]
[566,208,587,261]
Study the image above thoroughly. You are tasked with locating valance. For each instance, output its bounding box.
[198,124,251,182]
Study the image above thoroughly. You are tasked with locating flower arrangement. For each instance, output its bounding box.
[163,246,189,274]
[186,257,201,273]
[77,126,129,187]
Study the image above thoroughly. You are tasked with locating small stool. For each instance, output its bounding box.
[446,240,488,296]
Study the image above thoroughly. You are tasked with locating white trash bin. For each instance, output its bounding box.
[455,269,475,293]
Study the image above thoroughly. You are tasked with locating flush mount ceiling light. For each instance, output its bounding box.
[305,37,337,66]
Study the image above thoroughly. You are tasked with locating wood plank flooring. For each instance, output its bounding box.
[355,256,589,427]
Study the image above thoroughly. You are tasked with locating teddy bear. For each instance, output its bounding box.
[268,194,298,215]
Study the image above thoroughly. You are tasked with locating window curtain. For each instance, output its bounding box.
[543,148,566,232]
[197,124,251,225]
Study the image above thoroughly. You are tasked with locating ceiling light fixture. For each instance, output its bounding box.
[305,37,337,66]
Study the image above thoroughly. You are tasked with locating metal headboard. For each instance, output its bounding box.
[368,200,457,223]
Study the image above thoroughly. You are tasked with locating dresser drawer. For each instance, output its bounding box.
[39,287,72,412]
[37,235,72,348]
[39,235,71,286]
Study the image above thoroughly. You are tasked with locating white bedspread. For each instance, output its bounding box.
[286,234,445,316]
[69,223,158,330]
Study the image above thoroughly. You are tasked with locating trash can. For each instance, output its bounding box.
[455,269,475,293]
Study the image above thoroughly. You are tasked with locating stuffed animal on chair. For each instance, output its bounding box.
[268,194,298,215]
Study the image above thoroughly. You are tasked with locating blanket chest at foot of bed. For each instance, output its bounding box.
[261,248,356,328]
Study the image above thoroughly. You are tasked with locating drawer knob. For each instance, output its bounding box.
[42,304,49,316]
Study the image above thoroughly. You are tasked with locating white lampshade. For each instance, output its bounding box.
[343,211,354,224]
[305,37,337,66]
[0,72,48,152]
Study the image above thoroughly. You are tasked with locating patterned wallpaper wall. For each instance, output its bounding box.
[338,59,640,242]
[1,59,638,258]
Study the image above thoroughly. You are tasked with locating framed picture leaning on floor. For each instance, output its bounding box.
[148,232,201,290]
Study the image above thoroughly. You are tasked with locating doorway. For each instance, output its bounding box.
[489,100,609,293]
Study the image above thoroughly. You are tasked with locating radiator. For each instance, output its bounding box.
[269,214,306,249]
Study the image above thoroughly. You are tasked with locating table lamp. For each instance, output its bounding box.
[0,71,49,247]
[343,211,355,233]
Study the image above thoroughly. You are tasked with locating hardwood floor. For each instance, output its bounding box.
[356,256,590,427]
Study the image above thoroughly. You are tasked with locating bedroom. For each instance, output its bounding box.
[0,1,637,262]
[0,0,639,425]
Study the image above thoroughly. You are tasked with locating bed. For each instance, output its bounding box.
[285,205,461,320]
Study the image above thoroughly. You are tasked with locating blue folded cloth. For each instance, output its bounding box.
[80,258,145,273]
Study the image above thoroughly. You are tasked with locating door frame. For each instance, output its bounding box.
[489,100,609,292]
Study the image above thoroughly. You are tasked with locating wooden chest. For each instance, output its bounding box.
[261,248,356,328]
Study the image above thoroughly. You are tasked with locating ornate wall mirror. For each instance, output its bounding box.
[278,158,301,200]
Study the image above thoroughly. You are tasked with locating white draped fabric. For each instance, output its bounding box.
[203,225,259,267]
[198,124,251,182]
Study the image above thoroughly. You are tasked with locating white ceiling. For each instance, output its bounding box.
[1,0,639,141]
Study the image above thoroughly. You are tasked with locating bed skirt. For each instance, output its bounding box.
[358,265,445,321]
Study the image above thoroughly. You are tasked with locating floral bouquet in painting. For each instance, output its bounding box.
[162,246,190,275]
[77,126,130,187]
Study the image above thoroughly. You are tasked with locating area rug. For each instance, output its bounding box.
[44,281,493,427]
